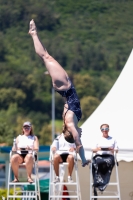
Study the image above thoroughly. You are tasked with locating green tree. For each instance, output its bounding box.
[81,96,100,121]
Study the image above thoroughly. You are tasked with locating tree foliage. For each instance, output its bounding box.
[0,0,132,145]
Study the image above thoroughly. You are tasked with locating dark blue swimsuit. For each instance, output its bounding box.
[56,82,82,121]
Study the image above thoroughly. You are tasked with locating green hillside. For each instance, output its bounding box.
[0,0,132,145]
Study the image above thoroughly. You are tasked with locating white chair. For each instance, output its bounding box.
[7,150,40,200]
[90,151,121,200]
[49,149,82,200]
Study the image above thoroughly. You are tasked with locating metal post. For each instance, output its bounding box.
[52,87,55,141]
[5,160,9,188]
[44,71,55,141]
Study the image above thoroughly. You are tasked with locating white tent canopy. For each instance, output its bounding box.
[81,49,133,162]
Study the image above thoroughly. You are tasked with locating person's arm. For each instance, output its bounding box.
[51,136,60,153]
[51,140,59,157]
[33,136,39,151]
[71,143,76,151]
[69,147,75,152]
[113,139,119,153]
[51,147,57,152]
[51,142,57,153]
[12,136,18,151]
[92,147,102,153]
[106,139,119,153]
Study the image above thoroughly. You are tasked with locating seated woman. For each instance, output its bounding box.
[91,124,118,194]
[51,128,76,184]
[10,121,39,183]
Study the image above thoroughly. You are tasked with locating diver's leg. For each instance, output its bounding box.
[29,19,71,91]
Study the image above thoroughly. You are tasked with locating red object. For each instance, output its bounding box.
[62,185,70,200]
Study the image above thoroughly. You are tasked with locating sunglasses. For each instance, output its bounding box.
[23,126,31,130]
[101,127,109,131]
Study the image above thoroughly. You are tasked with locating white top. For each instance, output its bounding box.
[92,136,118,155]
[51,133,76,155]
[17,135,35,154]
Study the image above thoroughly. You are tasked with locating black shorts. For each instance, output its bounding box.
[60,153,69,162]
[17,150,28,159]
[17,151,37,161]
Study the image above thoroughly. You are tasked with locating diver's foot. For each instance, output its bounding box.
[82,159,91,167]
[28,19,37,36]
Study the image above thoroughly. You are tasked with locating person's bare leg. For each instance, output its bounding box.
[67,155,74,176]
[53,154,62,176]
[24,154,34,182]
[29,19,71,91]
[11,154,23,181]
